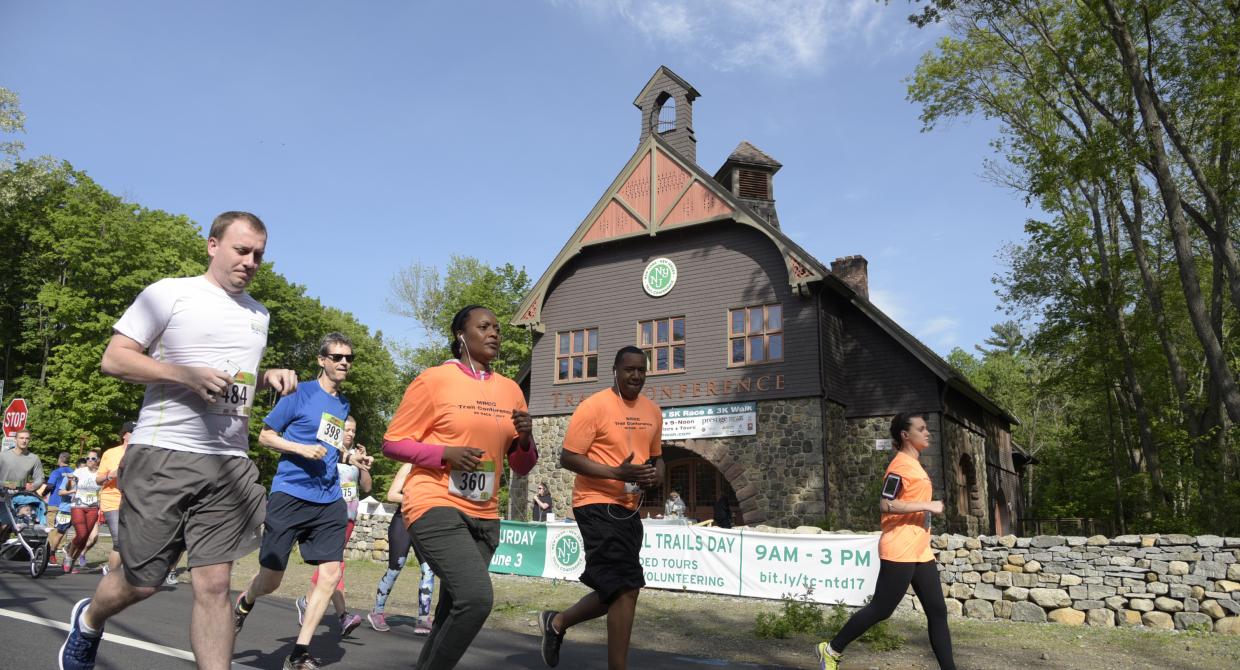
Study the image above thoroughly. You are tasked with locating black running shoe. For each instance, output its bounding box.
[538,609,564,667]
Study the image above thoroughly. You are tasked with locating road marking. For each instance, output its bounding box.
[0,606,260,668]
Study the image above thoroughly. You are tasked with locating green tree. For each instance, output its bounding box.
[0,159,401,490]
[387,255,533,380]
[975,320,1024,356]
[903,0,1240,532]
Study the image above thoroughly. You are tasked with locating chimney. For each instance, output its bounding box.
[831,255,869,299]
[714,141,783,228]
[634,66,700,164]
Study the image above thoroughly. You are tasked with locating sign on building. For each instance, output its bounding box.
[642,257,678,297]
[661,401,757,440]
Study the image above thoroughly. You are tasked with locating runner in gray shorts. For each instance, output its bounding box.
[117,444,267,586]
[59,211,298,670]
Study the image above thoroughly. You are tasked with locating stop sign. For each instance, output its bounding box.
[3,398,28,437]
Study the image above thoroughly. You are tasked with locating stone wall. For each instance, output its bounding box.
[348,511,1240,634]
[345,512,395,561]
[519,397,826,527]
[927,532,1240,633]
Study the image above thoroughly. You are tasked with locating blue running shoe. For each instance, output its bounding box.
[59,597,102,670]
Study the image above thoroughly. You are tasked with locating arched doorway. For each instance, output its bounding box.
[993,489,1009,536]
[641,445,741,524]
[955,453,983,534]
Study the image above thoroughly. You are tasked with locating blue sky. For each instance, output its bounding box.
[1,1,1038,357]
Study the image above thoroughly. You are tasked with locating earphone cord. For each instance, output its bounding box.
[608,372,643,521]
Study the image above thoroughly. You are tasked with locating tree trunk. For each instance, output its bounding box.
[1113,177,1199,440]
[1084,185,1167,502]
[1100,0,1240,424]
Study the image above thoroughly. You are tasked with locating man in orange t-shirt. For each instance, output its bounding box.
[538,346,663,670]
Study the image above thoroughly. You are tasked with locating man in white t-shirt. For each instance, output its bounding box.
[60,211,297,670]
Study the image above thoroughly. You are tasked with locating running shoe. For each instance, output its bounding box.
[414,615,432,636]
[538,610,563,667]
[233,592,252,634]
[164,570,177,586]
[59,597,102,670]
[295,596,307,626]
[339,612,362,638]
[282,651,323,670]
[366,611,390,632]
[101,565,108,577]
[62,560,72,574]
[78,554,87,568]
[815,642,840,670]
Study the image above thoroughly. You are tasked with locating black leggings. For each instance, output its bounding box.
[830,559,955,669]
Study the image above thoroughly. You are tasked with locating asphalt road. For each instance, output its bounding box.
[0,560,800,670]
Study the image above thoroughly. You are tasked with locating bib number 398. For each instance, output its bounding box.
[448,461,496,502]
[316,413,345,450]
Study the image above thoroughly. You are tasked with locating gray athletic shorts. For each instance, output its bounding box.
[103,510,120,552]
[118,444,266,587]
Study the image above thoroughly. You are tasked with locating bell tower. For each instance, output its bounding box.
[634,66,700,164]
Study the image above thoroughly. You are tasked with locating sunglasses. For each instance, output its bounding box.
[87,456,99,462]
[323,353,355,363]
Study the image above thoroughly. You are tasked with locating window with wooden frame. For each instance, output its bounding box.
[638,316,685,374]
[728,303,783,366]
[554,328,598,383]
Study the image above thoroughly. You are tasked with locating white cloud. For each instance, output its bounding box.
[869,287,960,350]
[919,316,960,349]
[867,287,907,323]
[550,0,915,76]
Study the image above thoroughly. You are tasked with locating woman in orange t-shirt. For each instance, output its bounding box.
[381,305,536,670]
[816,413,956,670]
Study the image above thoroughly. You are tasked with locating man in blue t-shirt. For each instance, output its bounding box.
[234,332,363,670]
[41,451,74,566]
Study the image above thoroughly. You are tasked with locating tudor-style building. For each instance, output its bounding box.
[512,67,1027,534]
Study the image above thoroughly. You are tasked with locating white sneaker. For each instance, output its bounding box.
[164,570,178,586]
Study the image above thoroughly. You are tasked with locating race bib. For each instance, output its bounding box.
[341,481,358,502]
[447,461,496,502]
[316,413,345,450]
[76,490,99,507]
[207,369,257,417]
[55,510,71,526]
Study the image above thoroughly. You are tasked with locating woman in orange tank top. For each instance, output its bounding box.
[815,413,957,670]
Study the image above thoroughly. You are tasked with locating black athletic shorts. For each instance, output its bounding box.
[258,492,348,571]
[573,503,645,604]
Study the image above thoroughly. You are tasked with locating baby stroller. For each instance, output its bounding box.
[0,489,52,578]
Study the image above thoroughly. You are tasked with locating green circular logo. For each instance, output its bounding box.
[553,532,583,571]
[642,258,677,297]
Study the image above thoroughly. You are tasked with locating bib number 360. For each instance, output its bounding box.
[448,461,496,502]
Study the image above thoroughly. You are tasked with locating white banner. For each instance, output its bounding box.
[501,521,880,605]
[661,402,757,440]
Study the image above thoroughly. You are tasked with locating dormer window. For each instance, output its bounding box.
[737,168,770,200]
